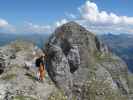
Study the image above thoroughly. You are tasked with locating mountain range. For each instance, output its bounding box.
[99,33,133,73]
[0,33,49,49]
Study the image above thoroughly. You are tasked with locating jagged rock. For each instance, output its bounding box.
[0,49,8,74]
[95,36,109,55]
[45,21,130,100]
[67,45,80,73]
[46,44,73,99]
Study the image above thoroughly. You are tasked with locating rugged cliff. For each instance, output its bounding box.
[45,21,130,100]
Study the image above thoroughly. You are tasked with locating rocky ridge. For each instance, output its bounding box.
[45,21,130,100]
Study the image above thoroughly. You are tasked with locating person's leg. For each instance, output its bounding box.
[40,72,43,81]
[39,64,44,81]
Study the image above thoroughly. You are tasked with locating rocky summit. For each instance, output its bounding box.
[0,22,132,100]
[45,21,131,100]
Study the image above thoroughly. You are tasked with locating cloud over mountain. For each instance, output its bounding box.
[55,19,68,27]
[73,1,133,34]
[52,1,133,34]
[79,1,133,25]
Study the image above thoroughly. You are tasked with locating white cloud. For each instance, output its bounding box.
[55,19,68,27]
[4,25,16,33]
[79,1,133,25]
[69,14,76,19]
[66,1,132,34]
[75,20,133,34]
[0,19,8,28]
[24,22,52,34]
[0,18,16,33]
[23,19,68,34]
[65,13,77,19]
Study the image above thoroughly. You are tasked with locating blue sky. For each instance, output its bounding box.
[0,0,84,24]
[0,0,133,34]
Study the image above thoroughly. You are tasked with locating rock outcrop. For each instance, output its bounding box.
[45,21,130,100]
[0,40,57,100]
[0,51,5,74]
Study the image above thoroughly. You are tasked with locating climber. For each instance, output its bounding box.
[35,54,46,82]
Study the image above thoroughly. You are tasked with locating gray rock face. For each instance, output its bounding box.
[67,45,80,73]
[0,53,5,74]
[45,21,130,100]
[46,44,72,87]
